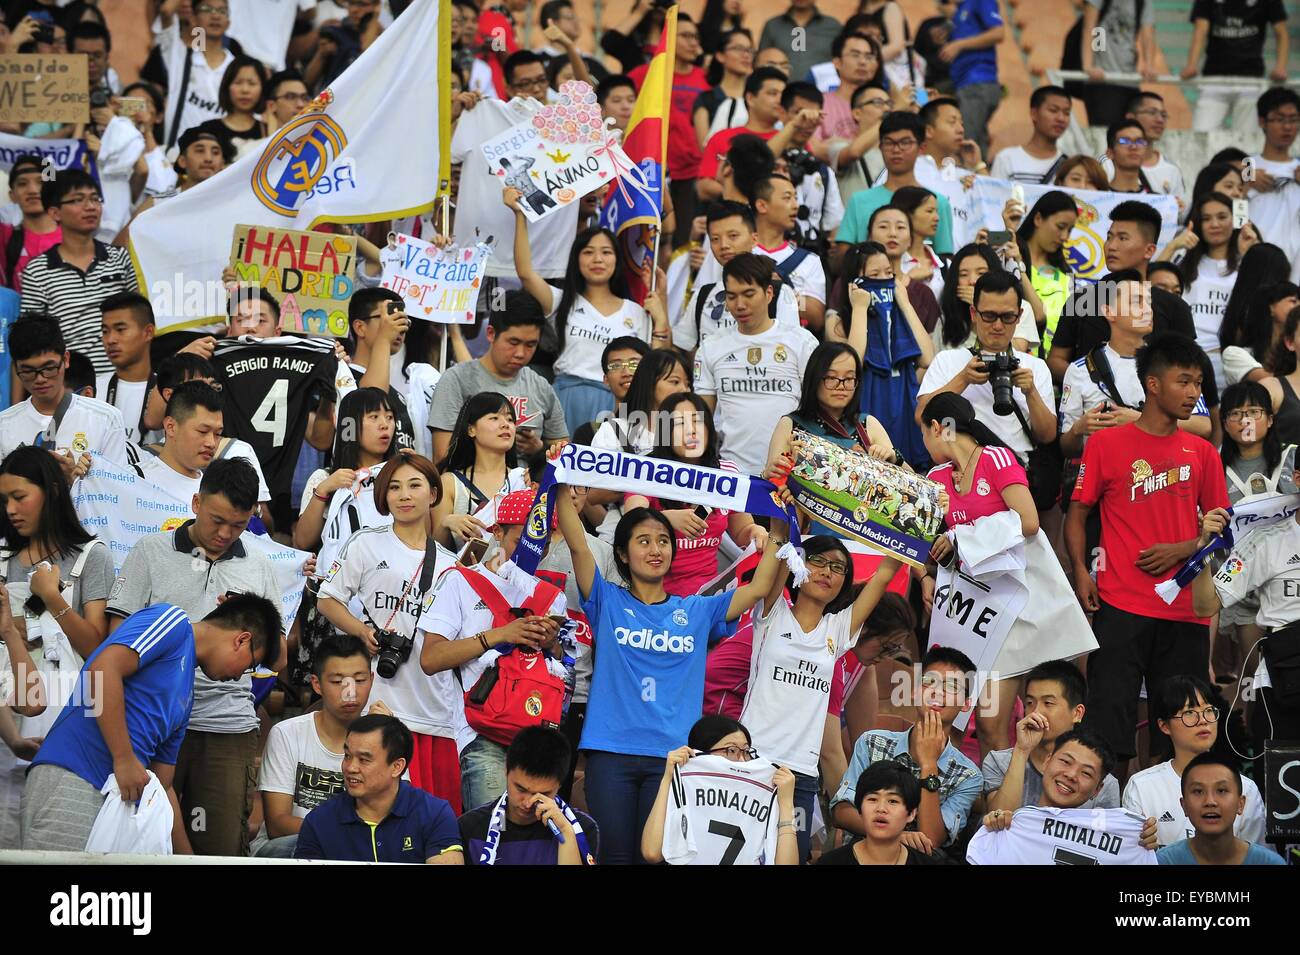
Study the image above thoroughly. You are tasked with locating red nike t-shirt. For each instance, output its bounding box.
[1073,423,1228,623]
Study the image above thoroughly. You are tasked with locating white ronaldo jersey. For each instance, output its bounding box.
[663,754,781,866]
[966,805,1157,865]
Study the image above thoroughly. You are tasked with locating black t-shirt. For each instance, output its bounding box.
[1053,285,1219,406]
[458,803,600,865]
[1192,0,1287,77]
[815,843,944,865]
[212,336,335,498]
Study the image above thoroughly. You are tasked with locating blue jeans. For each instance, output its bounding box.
[583,750,665,865]
[460,735,508,813]
[253,834,299,858]
[793,770,819,863]
[553,374,613,439]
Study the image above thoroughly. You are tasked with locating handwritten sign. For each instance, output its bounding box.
[379,233,489,324]
[0,54,89,124]
[230,225,356,337]
[480,80,627,223]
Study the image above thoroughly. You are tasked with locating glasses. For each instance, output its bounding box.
[806,553,849,576]
[510,76,550,90]
[1115,136,1148,148]
[1175,705,1220,727]
[1226,407,1267,423]
[678,31,700,42]
[880,137,918,151]
[976,309,1020,325]
[1266,113,1300,126]
[242,640,261,676]
[821,374,857,390]
[60,193,103,207]
[724,44,754,55]
[195,4,230,14]
[276,91,310,102]
[710,745,758,761]
[921,673,966,695]
[860,97,890,109]
[605,358,641,373]
[15,361,62,382]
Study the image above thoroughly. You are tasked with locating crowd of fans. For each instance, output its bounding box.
[0,0,1295,866]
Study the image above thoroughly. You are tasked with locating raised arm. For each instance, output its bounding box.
[642,746,692,863]
[505,187,557,314]
[849,555,902,638]
[554,482,595,599]
[726,518,787,621]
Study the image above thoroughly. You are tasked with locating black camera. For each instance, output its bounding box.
[374,628,414,679]
[977,349,1019,416]
[89,88,110,110]
[781,148,819,188]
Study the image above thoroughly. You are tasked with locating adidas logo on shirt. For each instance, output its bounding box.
[473,600,488,611]
[377,560,389,570]
[1288,554,1300,565]
[1159,811,1176,822]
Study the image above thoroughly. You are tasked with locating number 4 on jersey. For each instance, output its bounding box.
[251,379,288,447]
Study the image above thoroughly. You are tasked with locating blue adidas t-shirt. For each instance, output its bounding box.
[950,0,1002,88]
[578,568,732,758]
[32,603,196,788]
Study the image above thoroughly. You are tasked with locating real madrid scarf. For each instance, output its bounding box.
[512,445,807,583]
[1154,493,1300,605]
[478,791,593,865]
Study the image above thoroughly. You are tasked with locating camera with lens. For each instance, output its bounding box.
[90,88,110,110]
[781,148,819,188]
[374,628,414,679]
[973,348,1020,416]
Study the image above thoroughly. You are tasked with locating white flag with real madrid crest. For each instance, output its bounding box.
[128,0,450,332]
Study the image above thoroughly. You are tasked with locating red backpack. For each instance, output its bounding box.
[451,566,566,746]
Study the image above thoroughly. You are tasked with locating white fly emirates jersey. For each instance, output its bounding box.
[212,336,337,501]
[695,322,819,476]
[1123,760,1266,848]
[0,392,127,466]
[319,526,471,748]
[127,440,272,503]
[1058,346,1209,439]
[755,242,827,308]
[552,296,651,382]
[966,805,1156,865]
[673,279,800,352]
[663,754,782,865]
[1213,517,1300,629]
[740,597,856,776]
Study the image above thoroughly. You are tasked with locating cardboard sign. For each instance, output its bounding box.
[379,233,489,324]
[230,225,356,337]
[787,430,945,568]
[480,79,628,223]
[0,54,89,123]
[1264,742,1300,843]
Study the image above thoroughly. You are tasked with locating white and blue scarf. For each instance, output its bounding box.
[478,791,593,865]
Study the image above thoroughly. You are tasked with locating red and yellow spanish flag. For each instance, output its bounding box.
[599,5,677,303]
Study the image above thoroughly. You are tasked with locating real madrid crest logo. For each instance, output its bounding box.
[524,692,544,717]
[672,608,688,627]
[976,478,991,496]
[252,89,347,217]
[72,433,88,453]
[775,344,788,363]
[827,634,836,655]
[527,493,549,538]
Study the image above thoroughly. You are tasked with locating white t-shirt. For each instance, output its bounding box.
[378,244,406,278]
[755,241,827,306]
[553,296,650,381]
[227,0,314,72]
[402,362,442,460]
[1122,760,1266,848]
[1058,345,1209,440]
[989,146,1062,184]
[918,347,1055,459]
[258,712,345,819]
[319,526,470,745]
[662,754,782,865]
[695,321,820,476]
[1246,155,1300,283]
[451,97,578,279]
[0,393,127,466]
[157,19,235,145]
[416,560,567,702]
[1213,516,1300,629]
[901,247,945,305]
[129,440,272,504]
[1182,257,1236,391]
[94,374,150,444]
[967,805,1157,865]
[1100,152,1186,202]
[739,597,856,776]
[674,279,800,352]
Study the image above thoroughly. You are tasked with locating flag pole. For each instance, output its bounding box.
[649,214,662,293]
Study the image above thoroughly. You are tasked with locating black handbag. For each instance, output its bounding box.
[1010,401,1063,511]
[1263,622,1300,709]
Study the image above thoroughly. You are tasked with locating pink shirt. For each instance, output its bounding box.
[816,90,858,142]
[1,223,61,292]
[927,446,1027,527]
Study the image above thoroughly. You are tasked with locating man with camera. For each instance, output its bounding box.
[917,270,1057,462]
[418,490,567,813]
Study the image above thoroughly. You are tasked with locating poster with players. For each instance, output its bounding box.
[379,233,490,324]
[786,430,945,568]
[230,225,357,337]
[930,562,1028,732]
[479,80,631,223]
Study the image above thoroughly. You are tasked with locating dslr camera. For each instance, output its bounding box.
[973,348,1020,416]
[374,628,415,679]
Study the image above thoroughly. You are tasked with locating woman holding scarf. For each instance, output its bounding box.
[553,477,789,864]
[764,341,898,537]
[824,240,935,466]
